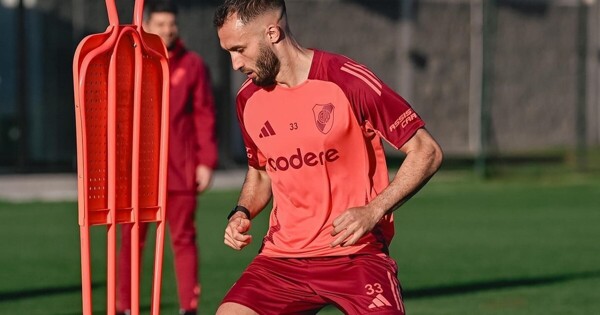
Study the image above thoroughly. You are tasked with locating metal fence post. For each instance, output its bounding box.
[475,0,496,178]
[576,0,590,171]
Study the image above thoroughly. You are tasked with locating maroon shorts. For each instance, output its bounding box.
[221,254,405,315]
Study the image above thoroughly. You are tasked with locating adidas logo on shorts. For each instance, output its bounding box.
[368,293,392,309]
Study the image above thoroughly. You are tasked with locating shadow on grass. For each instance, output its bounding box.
[0,282,102,302]
[56,302,177,315]
[404,270,600,299]
[1,270,598,309]
[55,302,178,315]
[0,281,177,314]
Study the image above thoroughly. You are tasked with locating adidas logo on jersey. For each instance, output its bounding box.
[368,293,392,309]
[259,121,276,138]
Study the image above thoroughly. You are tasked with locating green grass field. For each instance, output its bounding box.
[0,166,599,314]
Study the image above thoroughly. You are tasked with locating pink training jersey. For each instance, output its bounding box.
[236,49,425,258]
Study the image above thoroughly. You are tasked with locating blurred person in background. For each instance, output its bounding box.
[117,2,218,315]
[213,0,443,314]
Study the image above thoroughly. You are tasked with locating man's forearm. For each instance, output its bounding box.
[369,129,443,217]
[236,166,272,219]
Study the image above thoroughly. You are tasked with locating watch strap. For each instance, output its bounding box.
[227,205,250,220]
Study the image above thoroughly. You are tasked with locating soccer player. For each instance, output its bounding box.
[116,3,218,315]
[214,0,443,314]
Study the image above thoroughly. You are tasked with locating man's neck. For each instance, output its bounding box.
[275,43,314,88]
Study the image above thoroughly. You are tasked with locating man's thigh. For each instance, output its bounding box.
[216,302,259,315]
[221,256,328,315]
[221,254,404,315]
[309,254,405,315]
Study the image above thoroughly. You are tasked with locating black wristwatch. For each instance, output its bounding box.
[227,205,251,220]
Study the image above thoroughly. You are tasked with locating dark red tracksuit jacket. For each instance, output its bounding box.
[167,39,218,191]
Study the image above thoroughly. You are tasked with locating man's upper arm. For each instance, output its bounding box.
[192,58,218,168]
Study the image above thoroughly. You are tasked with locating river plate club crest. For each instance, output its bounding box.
[313,103,335,134]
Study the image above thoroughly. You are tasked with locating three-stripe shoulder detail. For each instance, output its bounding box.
[340,62,382,96]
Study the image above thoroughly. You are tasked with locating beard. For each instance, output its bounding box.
[249,43,280,87]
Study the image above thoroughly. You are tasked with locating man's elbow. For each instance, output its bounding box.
[403,129,444,176]
[427,141,444,175]
[433,144,444,172]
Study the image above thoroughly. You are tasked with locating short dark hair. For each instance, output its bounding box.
[144,1,178,21]
[213,0,286,28]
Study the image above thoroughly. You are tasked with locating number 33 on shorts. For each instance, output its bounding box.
[364,281,404,312]
[365,283,384,295]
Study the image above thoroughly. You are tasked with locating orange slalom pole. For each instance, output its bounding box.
[106,25,119,315]
[80,227,93,315]
[131,27,144,315]
[74,0,169,313]
[74,0,120,312]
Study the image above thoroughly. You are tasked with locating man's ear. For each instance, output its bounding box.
[266,24,283,43]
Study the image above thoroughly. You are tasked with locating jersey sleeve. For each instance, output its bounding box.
[236,82,266,169]
[334,60,425,149]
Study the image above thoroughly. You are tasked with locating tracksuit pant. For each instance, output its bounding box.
[117,193,199,312]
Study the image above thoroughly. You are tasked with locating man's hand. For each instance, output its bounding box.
[330,205,385,247]
[196,165,213,194]
[330,129,443,248]
[224,212,253,250]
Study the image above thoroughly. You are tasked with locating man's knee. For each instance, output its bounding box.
[216,302,258,315]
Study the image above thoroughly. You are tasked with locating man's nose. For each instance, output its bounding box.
[231,55,243,71]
